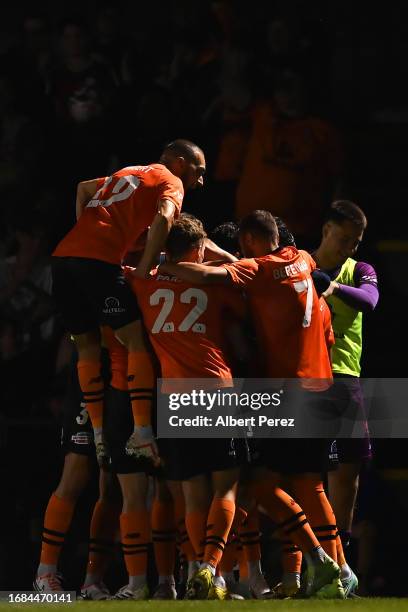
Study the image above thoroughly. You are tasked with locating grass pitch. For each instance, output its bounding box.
[0,600,407,612]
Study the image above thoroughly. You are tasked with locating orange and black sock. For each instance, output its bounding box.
[239,508,261,564]
[252,480,320,553]
[84,500,120,585]
[219,532,237,576]
[291,477,338,561]
[152,499,176,580]
[203,497,235,569]
[185,509,207,563]
[38,494,75,575]
[220,505,248,577]
[280,537,302,574]
[127,352,155,427]
[77,360,104,437]
[106,333,128,391]
[120,510,150,581]
[174,495,197,563]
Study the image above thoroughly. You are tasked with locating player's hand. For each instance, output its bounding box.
[125,426,160,467]
[322,280,339,299]
[157,262,172,275]
[133,265,150,279]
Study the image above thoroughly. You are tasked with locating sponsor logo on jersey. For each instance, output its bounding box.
[329,439,338,461]
[71,431,92,445]
[103,296,126,314]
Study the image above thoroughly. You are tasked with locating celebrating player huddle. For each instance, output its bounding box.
[34,140,378,601]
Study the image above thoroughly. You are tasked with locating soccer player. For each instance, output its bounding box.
[313,200,379,596]
[99,328,157,602]
[159,209,345,599]
[255,217,338,599]
[209,222,241,258]
[52,139,206,463]
[127,215,243,600]
[34,341,121,596]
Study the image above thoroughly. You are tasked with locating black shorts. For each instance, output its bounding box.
[251,438,330,474]
[61,355,95,457]
[52,256,141,335]
[328,375,372,468]
[104,386,159,476]
[241,387,333,474]
[157,438,238,481]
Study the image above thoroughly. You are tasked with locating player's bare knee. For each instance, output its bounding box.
[330,463,360,489]
[183,475,211,511]
[73,329,101,359]
[118,472,148,509]
[114,320,145,351]
[155,478,173,503]
[99,470,121,505]
[212,469,239,498]
[56,454,91,500]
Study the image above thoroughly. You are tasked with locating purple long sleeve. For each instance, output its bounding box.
[335,262,379,312]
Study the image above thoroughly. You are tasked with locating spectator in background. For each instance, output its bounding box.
[93,3,128,82]
[0,12,53,121]
[117,38,175,166]
[210,37,253,225]
[48,15,118,204]
[0,74,45,237]
[236,71,344,248]
[0,212,56,416]
[170,5,223,147]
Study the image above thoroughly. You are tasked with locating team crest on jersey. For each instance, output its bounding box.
[103,297,126,314]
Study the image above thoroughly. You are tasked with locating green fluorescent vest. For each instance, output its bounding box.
[326,258,363,376]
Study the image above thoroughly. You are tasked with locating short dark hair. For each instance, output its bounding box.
[209,222,240,255]
[162,139,203,163]
[325,200,367,230]
[166,214,206,260]
[275,216,296,247]
[239,210,279,243]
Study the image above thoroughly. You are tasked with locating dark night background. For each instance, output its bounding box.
[0,0,406,596]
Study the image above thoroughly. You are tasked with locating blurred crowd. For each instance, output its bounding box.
[0,0,407,596]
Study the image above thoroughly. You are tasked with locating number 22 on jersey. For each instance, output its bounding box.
[150,288,208,334]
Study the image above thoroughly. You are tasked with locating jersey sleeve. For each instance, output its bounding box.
[354,262,378,288]
[222,258,259,288]
[299,249,316,272]
[157,171,184,215]
[335,262,379,312]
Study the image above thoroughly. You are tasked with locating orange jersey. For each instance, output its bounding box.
[53,164,184,265]
[127,268,245,381]
[223,247,332,381]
